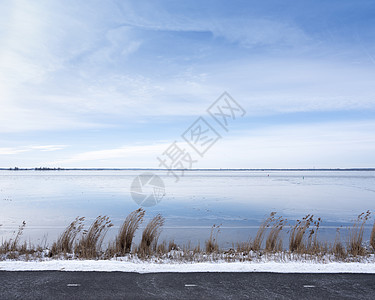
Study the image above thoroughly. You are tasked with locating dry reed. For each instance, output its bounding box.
[205,224,221,253]
[348,210,371,256]
[332,228,346,260]
[0,221,26,253]
[253,212,276,251]
[2,211,375,262]
[306,217,322,254]
[289,214,314,253]
[115,208,145,255]
[371,221,375,252]
[236,240,252,253]
[137,214,165,257]
[50,217,85,257]
[265,214,287,253]
[75,216,113,259]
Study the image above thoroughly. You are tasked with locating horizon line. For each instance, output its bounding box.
[1,167,375,171]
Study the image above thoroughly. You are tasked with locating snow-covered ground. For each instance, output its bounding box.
[1,259,375,273]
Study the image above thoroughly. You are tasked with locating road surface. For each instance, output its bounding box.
[1,271,374,299]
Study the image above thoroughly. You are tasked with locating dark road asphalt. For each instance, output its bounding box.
[0,271,374,299]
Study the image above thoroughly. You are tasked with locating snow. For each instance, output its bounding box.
[1,259,375,273]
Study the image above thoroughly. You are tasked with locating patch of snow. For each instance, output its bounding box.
[1,260,375,273]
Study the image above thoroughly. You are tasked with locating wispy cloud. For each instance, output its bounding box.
[44,120,375,169]
[0,145,67,155]
[115,0,311,48]
[49,143,170,167]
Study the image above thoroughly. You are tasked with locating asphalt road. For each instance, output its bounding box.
[0,271,374,299]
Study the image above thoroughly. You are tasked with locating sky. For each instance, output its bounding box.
[0,0,374,168]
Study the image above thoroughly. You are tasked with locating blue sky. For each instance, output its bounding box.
[0,0,374,168]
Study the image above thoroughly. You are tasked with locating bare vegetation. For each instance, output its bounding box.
[236,240,252,254]
[205,224,221,253]
[289,214,314,253]
[137,214,165,257]
[253,212,276,251]
[1,210,374,262]
[75,216,113,259]
[1,221,26,254]
[332,228,347,260]
[115,208,145,255]
[306,217,322,255]
[265,214,287,253]
[0,221,43,259]
[49,217,85,257]
[348,211,371,256]
[371,221,375,252]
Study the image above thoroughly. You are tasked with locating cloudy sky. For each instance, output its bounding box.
[0,0,374,168]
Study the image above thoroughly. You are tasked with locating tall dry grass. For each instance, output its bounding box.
[265,214,287,253]
[371,221,375,252]
[289,214,314,253]
[348,210,371,256]
[253,212,276,251]
[0,221,33,259]
[75,216,113,259]
[49,217,85,257]
[205,224,221,253]
[306,217,322,254]
[0,221,26,254]
[137,214,165,257]
[236,240,252,253]
[332,228,346,260]
[115,208,145,255]
[2,210,375,262]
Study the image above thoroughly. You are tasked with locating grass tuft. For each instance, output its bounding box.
[205,224,221,253]
[50,217,85,257]
[0,221,26,254]
[137,214,165,257]
[236,240,252,254]
[265,214,286,253]
[332,228,346,260]
[371,221,375,252]
[348,210,371,257]
[2,210,375,262]
[306,217,322,255]
[253,212,275,251]
[289,214,314,253]
[115,208,145,255]
[168,240,178,251]
[75,216,113,259]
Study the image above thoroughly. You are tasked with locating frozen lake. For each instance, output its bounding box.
[1,170,374,249]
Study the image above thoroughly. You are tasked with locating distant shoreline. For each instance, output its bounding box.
[1,168,375,171]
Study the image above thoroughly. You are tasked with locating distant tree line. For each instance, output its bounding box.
[34,167,63,171]
[6,167,63,171]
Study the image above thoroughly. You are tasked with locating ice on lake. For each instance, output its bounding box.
[0,170,374,249]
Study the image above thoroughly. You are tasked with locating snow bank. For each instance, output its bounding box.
[1,260,375,273]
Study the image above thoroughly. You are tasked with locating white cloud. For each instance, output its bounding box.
[0,148,29,155]
[28,145,67,152]
[49,142,171,167]
[0,145,67,155]
[200,120,375,168]
[45,120,375,168]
